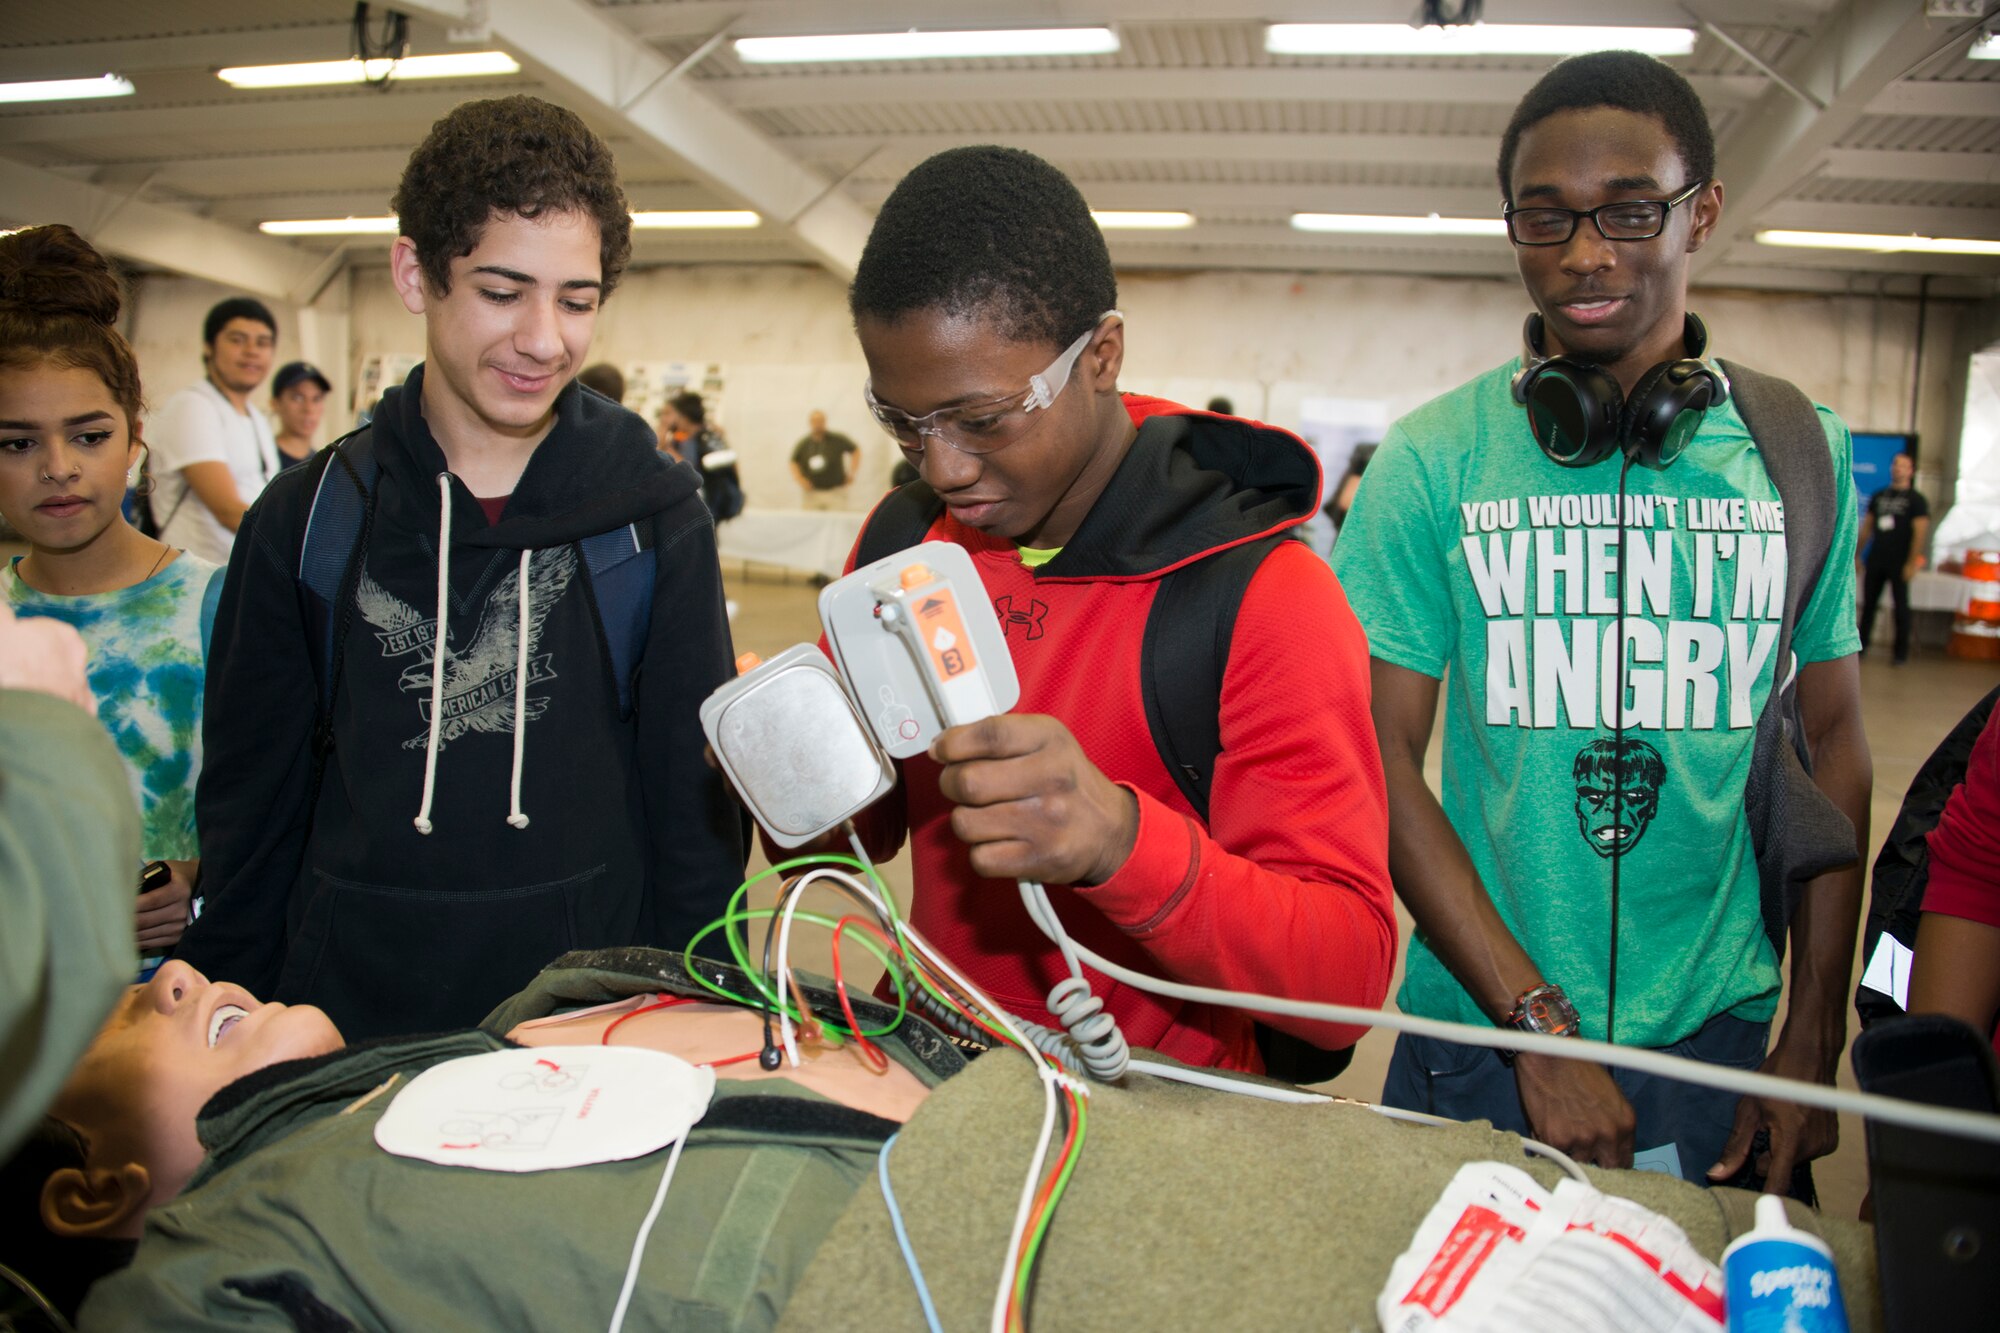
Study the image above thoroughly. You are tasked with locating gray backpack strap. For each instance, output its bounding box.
[1720,360,1858,959]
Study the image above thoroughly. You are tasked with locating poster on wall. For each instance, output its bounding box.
[625,361,728,429]
[1852,431,1916,512]
[353,353,423,426]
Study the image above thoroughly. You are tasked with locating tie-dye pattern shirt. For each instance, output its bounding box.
[4,552,223,860]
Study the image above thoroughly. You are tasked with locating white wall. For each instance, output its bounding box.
[126,271,351,450]
[242,261,1973,511]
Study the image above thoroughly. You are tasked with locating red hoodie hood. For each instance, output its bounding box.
[932,395,1324,584]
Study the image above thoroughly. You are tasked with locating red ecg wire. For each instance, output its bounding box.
[597,992,761,1067]
[831,914,896,1073]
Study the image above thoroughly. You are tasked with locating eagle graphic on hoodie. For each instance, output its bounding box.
[355,546,576,750]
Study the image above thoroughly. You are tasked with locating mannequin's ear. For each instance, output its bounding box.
[41,1163,152,1238]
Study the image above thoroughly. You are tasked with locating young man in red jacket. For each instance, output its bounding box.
[841,146,1395,1073]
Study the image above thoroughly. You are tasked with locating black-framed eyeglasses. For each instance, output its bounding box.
[1503,180,1708,247]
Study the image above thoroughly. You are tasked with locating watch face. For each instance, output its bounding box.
[1524,990,1580,1037]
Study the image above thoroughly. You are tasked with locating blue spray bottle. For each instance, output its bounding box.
[1721,1194,1850,1333]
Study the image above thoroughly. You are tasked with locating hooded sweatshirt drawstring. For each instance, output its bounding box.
[506,547,532,829]
[412,474,535,834]
[412,473,452,834]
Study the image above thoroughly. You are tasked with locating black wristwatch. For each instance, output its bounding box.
[1496,982,1580,1066]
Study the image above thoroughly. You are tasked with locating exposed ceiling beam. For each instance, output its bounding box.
[611,1,1829,41]
[1760,199,2000,238]
[1695,0,1983,280]
[396,0,870,280]
[0,88,504,147]
[18,146,702,198]
[1863,80,2000,118]
[1819,147,2000,185]
[706,67,1765,112]
[212,183,744,227]
[789,131,1498,170]
[0,156,327,302]
[848,179,1503,217]
[0,24,355,84]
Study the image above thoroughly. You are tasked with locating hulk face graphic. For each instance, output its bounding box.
[1571,738,1667,859]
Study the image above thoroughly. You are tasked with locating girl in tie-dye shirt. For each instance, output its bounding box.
[0,223,224,969]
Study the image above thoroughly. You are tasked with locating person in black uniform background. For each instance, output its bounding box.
[1858,451,1930,664]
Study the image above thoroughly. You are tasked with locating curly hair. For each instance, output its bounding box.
[1498,52,1715,204]
[0,224,145,429]
[849,146,1116,347]
[392,95,633,298]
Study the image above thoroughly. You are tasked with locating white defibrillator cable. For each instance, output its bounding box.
[607,1132,688,1333]
[1016,895,2000,1146]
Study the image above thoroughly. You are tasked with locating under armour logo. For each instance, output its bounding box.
[993,595,1049,641]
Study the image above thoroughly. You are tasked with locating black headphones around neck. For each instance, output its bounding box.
[1510,311,1730,471]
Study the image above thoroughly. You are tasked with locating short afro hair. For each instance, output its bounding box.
[393,95,632,299]
[1498,52,1715,204]
[850,146,1116,347]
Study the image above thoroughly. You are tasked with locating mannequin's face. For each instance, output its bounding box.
[47,962,342,1234]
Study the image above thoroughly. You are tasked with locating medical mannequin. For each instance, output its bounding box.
[27,948,1880,1333]
[31,960,929,1247]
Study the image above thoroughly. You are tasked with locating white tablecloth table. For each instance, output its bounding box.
[715,507,867,581]
[1909,570,1982,614]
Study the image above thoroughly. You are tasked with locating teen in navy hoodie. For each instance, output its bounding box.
[177,97,744,1038]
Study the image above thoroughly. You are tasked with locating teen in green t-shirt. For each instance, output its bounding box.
[1334,53,1868,1194]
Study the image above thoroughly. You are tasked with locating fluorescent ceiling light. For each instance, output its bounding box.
[734,28,1119,63]
[0,74,135,104]
[630,211,762,229]
[1292,213,1509,237]
[1755,229,2000,257]
[259,217,399,235]
[1267,23,1696,58]
[1972,32,1999,60]
[218,52,520,89]
[1092,211,1195,230]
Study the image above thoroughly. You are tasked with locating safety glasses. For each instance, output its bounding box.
[864,311,1123,461]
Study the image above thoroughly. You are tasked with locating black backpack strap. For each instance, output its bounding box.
[1720,361,1858,958]
[296,427,379,756]
[1142,537,1282,819]
[1142,534,1352,1084]
[577,524,654,717]
[855,480,945,568]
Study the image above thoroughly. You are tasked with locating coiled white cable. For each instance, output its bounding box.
[1019,879,1131,1080]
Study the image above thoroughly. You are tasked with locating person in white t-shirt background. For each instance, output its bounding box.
[143,298,279,565]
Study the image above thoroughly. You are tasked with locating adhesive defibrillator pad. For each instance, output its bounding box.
[699,645,896,848]
[373,1046,713,1172]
